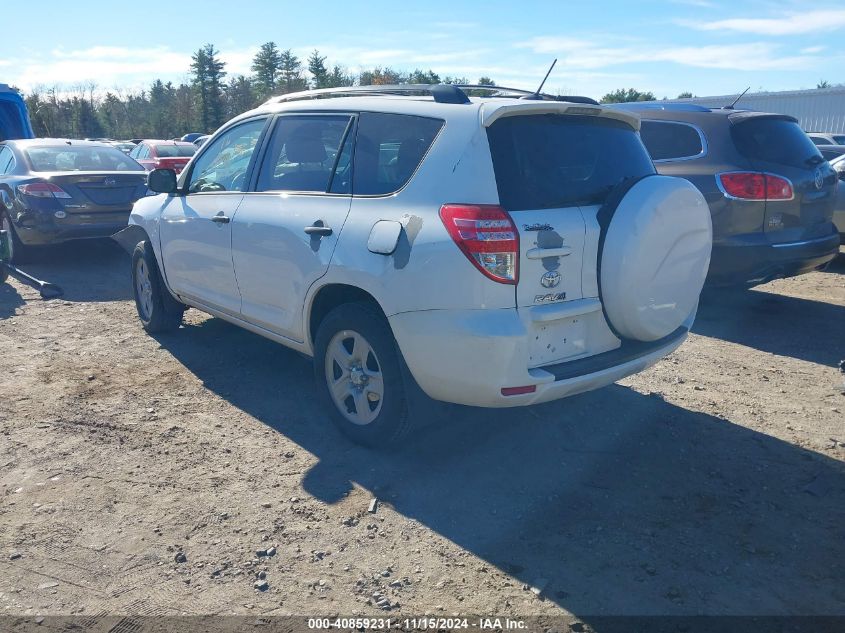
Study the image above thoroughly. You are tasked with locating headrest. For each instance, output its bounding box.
[285,134,327,163]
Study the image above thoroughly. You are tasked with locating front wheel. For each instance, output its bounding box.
[131,240,184,333]
[314,302,412,447]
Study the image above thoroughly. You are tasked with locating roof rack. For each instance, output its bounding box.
[265,83,599,106]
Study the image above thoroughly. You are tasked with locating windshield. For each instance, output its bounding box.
[487,114,655,211]
[155,144,196,157]
[25,145,144,172]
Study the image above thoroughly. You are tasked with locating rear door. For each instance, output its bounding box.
[231,113,355,341]
[730,114,836,243]
[159,117,268,315]
[486,114,656,307]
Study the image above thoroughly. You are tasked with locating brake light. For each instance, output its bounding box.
[718,172,793,201]
[17,182,72,199]
[501,385,536,396]
[439,204,519,284]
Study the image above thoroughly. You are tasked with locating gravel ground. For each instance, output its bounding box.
[1,241,843,621]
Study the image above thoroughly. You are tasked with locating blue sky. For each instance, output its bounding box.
[1,0,842,100]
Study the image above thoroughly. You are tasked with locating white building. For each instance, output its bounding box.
[648,86,845,133]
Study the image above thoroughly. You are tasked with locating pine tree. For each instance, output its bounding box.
[251,42,282,100]
[226,76,256,118]
[278,49,307,94]
[307,50,329,89]
[191,43,227,132]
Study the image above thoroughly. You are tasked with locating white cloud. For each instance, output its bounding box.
[7,45,262,92]
[519,37,824,71]
[687,9,845,35]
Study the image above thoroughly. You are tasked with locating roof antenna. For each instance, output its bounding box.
[725,86,750,110]
[521,59,557,100]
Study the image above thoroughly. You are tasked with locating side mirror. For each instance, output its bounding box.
[838,169,845,182]
[147,168,178,194]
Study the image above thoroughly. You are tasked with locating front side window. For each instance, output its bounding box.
[352,112,443,196]
[256,115,354,193]
[640,120,704,161]
[187,118,267,193]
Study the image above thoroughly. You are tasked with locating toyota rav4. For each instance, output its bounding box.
[118,84,713,446]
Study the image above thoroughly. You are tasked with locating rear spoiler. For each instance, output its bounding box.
[726,111,799,124]
[481,102,640,130]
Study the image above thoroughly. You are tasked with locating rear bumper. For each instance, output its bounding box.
[13,210,131,246]
[707,229,840,286]
[389,304,692,408]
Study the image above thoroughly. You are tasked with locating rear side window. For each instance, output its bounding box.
[256,115,353,193]
[834,135,845,145]
[0,146,13,174]
[640,120,704,161]
[352,112,443,196]
[731,118,822,168]
[487,114,655,211]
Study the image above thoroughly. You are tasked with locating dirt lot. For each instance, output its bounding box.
[1,241,843,621]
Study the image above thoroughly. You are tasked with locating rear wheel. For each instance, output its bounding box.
[132,240,184,333]
[1,210,32,265]
[314,302,412,447]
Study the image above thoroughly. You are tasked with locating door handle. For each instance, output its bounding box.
[211,213,230,224]
[304,225,333,236]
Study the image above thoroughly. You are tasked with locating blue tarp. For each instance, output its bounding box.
[0,85,34,141]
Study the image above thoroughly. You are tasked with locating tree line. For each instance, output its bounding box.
[20,42,494,140]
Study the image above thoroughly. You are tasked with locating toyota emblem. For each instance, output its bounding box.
[540,271,561,288]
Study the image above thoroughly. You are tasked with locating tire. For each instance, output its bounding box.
[1,209,32,265]
[314,302,412,447]
[131,240,184,333]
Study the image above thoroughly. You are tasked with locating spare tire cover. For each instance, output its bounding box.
[600,175,712,342]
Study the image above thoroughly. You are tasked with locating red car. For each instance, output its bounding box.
[129,140,196,173]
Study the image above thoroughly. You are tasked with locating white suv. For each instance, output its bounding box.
[120,84,712,446]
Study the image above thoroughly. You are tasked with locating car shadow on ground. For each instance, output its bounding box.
[695,286,845,367]
[14,238,131,303]
[156,317,845,618]
[0,280,24,319]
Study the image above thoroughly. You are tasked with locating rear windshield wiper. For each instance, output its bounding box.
[805,155,825,166]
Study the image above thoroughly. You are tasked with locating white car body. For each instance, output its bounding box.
[128,91,712,415]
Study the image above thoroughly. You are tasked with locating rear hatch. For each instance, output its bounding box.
[484,107,657,366]
[729,113,836,242]
[46,172,147,211]
[485,110,655,308]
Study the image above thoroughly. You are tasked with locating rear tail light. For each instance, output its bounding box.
[439,204,519,284]
[501,385,536,396]
[717,172,793,201]
[17,182,72,199]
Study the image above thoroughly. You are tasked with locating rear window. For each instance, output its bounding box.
[487,114,655,211]
[155,144,196,157]
[640,120,704,161]
[25,145,144,172]
[731,118,822,169]
[352,112,443,196]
